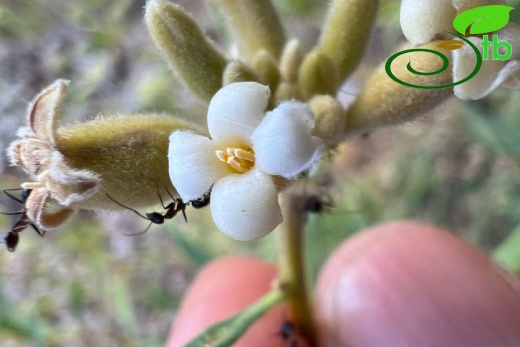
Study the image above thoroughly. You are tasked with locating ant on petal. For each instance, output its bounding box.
[106,183,187,236]
[1,188,45,252]
[189,188,211,209]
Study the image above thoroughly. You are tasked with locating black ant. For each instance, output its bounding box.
[1,188,45,252]
[278,320,299,347]
[303,192,334,214]
[107,184,187,236]
[189,189,211,209]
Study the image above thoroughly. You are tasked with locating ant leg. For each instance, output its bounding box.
[123,222,153,236]
[0,210,24,216]
[164,185,187,222]
[3,189,25,204]
[164,186,176,203]
[151,179,168,210]
[106,194,149,220]
[30,224,46,237]
[180,204,187,223]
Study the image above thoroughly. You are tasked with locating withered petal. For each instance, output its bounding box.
[27,79,70,145]
[26,188,74,229]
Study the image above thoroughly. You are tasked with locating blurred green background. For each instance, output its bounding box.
[0,0,519,346]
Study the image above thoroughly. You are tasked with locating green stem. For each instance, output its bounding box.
[277,188,318,345]
[185,287,287,347]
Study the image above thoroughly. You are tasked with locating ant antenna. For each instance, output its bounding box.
[106,194,154,236]
[106,194,148,220]
[106,181,188,236]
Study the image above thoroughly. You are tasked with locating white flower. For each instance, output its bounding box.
[168,82,323,241]
[400,0,520,99]
[400,0,506,46]
[452,23,520,100]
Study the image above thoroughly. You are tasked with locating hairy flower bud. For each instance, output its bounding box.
[145,0,227,101]
[219,0,286,61]
[345,41,453,134]
[319,0,379,85]
[223,60,260,86]
[308,95,345,143]
[8,79,200,229]
[299,48,338,100]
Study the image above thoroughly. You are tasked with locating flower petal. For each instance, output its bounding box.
[400,0,455,45]
[498,23,520,61]
[493,23,520,90]
[252,101,323,178]
[207,82,270,141]
[502,68,520,90]
[210,169,282,241]
[25,188,74,230]
[169,131,232,201]
[453,36,520,99]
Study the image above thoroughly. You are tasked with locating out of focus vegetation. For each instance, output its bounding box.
[0,0,519,346]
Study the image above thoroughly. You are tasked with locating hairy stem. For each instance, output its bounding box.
[277,188,317,345]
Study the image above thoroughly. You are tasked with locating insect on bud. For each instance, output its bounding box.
[8,79,201,229]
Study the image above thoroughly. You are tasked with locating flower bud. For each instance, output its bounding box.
[251,50,281,93]
[280,39,303,84]
[8,80,200,229]
[345,41,453,134]
[298,48,338,100]
[319,0,379,84]
[145,0,227,101]
[308,95,345,143]
[223,60,260,85]
[219,0,286,61]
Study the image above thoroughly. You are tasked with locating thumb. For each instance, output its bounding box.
[315,221,520,347]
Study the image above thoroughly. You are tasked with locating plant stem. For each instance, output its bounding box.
[184,287,287,347]
[277,186,318,345]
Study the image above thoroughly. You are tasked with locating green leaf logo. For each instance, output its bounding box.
[453,5,514,35]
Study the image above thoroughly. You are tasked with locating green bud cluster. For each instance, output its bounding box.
[145,0,381,142]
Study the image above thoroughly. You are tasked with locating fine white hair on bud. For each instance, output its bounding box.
[7,79,200,230]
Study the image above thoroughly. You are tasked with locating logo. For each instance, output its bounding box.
[386,5,515,89]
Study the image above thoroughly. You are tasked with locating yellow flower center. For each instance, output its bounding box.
[215,147,255,173]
